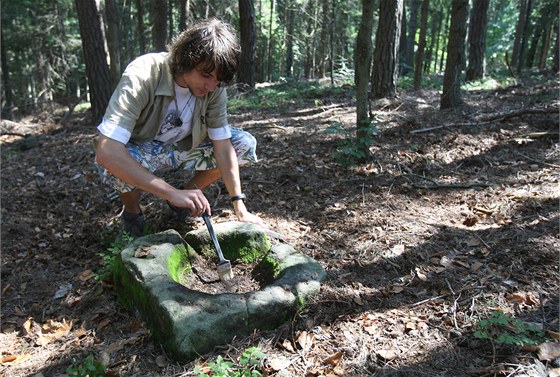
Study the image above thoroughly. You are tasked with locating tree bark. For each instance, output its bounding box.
[316,0,330,78]
[1,31,13,119]
[553,25,560,73]
[105,0,122,89]
[267,0,274,81]
[355,0,376,138]
[75,0,112,125]
[136,0,147,53]
[511,0,530,70]
[403,0,419,75]
[238,0,257,89]
[152,0,168,52]
[465,0,490,81]
[371,0,403,99]
[440,0,468,109]
[178,0,190,32]
[284,1,295,77]
[413,0,428,89]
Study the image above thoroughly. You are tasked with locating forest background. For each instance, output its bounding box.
[1,0,559,376]
[2,0,559,124]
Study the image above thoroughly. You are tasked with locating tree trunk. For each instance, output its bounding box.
[267,0,274,81]
[413,0,428,89]
[403,0,419,75]
[178,0,190,31]
[285,1,295,77]
[75,0,112,125]
[511,0,529,70]
[329,0,336,85]
[137,0,147,53]
[238,0,257,89]
[432,8,443,72]
[1,31,13,120]
[303,0,317,79]
[371,0,403,99]
[465,0,490,81]
[105,0,122,89]
[553,26,559,73]
[152,0,168,52]
[168,0,174,40]
[355,0,376,139]
[439,9,450,72]
[316,0,330,78]
[440,0,468,109]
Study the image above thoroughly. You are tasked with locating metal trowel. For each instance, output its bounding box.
[202,213,233,281]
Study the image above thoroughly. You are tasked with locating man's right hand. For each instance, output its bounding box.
[167,188,210,217]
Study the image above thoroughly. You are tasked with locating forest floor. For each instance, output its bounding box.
[1,74,559,377]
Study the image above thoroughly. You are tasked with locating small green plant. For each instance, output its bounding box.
[325,121,378,166]
[474,310,549,346]
[66,354,106,377]
[95,232,134,281]
[194,347,265,377]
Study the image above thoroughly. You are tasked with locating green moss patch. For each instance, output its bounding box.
[183,221,271,263]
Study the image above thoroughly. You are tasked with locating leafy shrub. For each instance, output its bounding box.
[194,347,265,377]
[474,310,549,346]
[66,355,106,377]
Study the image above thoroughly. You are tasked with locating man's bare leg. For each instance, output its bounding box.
[120,189,142,214]
[185,168,221,190]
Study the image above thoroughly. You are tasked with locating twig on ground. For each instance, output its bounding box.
[411,182,491,190]
[515,151,560,168]
[410,106,558,134]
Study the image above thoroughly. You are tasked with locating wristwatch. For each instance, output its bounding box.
[230,194,247,203]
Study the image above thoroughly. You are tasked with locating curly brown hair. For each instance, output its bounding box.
[168,18,241,85]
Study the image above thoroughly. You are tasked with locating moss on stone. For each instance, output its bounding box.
[184,222,271,264]
[166,244,192,285]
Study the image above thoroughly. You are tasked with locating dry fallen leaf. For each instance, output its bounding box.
[377,349,398,361]
[1,355,17,363]
[22,317,41,337]
[281,338,295,352]
[268,356,291,371]
[466,237,481,247]
[470,261,483,271]
[323,351,343,366]
[134,247,152,258]
[546,330,560,340]
[97,319,111,331]
[78,269,94,282]
[1,354,32,366]
[537,342,560,361]
[36,319,72,346]
[388,285,404,294]
[363,325,377,335]
[296,330,314,351]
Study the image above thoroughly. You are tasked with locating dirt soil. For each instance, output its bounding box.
[1,76,559,377]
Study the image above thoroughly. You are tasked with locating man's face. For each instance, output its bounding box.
[177,67,221,96]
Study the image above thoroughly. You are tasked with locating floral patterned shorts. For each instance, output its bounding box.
[96,128,258,193]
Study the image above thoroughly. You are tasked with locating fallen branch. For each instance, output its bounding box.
[411,182,491,190]
[398,173,492,190]
[410,121,493,134]
[410,106,558,134]
[481,106,559,121]
[515,151,560,168]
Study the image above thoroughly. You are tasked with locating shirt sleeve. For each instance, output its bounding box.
[207,125,232,140]
[97,119,132,145]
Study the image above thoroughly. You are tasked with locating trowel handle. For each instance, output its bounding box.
[202,213,227,262]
